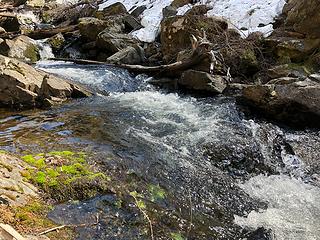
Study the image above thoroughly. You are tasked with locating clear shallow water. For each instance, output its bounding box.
[1,61,320,239]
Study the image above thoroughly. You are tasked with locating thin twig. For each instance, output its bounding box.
[39,213,99,235]
[131,194,154,240]
[186,190,193,239]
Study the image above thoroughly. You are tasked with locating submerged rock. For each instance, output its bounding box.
[0,55,91,109]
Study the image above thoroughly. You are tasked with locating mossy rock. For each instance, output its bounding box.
[46,33,65,52]
[0,199,75,239]
[21,151,111,202]
[23,44,40,63]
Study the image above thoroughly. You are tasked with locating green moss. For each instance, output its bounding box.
[0,198,75,240]
[22,155,36,165]
[21,151,110,201]
[36,171,46,185]
[170,233,185,240]
[0,150,7,154]
[148,184,166,202]
[61,163,89,175]
[23,45,40,63]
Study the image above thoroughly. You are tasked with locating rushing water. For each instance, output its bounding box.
[1,61,320,239]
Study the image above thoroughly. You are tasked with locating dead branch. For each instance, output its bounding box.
[0,12,16,17]
[26,25,78,39]
[64,0,103,11]
[39,225,67,235]
[130,193,154,240]
[0,31,20,39]
[50,41,212,77]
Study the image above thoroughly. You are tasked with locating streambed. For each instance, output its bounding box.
[0,61,319,239]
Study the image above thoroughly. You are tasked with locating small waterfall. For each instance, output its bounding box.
[36,40,55,60]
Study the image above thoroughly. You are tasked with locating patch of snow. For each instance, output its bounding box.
[206,0,286,37]
[99,0,174,43]
[176,4,192,16]
[17,11,41,25]
[99,0,286,42]
[56,0,78,4]
[131,0,173,42]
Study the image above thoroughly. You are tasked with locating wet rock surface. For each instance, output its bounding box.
[0,55,91,109]
[179,70,227,93]
[240,78,320,127]
[0,35,40,63]
[0,153,38,206]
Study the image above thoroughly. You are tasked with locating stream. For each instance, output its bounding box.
[1,60,320,239]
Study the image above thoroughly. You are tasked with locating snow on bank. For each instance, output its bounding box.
[99,0,286,42]
[99,0,173,42]
[207,0,286,37]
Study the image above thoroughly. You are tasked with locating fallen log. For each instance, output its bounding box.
[26,25,78,40]
[0,12,16,17]
[50,41,212,77]
[0,25,79,40]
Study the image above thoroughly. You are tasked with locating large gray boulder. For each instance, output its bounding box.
[179,70,227,94]
[96,2,128,18]
[284,0,320,38]
[107,45,145,64]
[79,17,110,42]
[0,35,40,63]
[96,31,138,54]
[241,78,320,126]
[0,55,91,109]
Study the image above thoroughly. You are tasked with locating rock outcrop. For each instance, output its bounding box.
[0,152,38,206]
[96,31,138,54]
[0,36,40,63]
[284,0,320,38]
[179,70,227,94]
[0,55,91,109]
[240,78,320,127]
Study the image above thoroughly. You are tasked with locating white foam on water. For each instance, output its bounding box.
[235,175,320,240]
[109,91,233,161]
[36,61,146,92]
[36,40,55,60]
